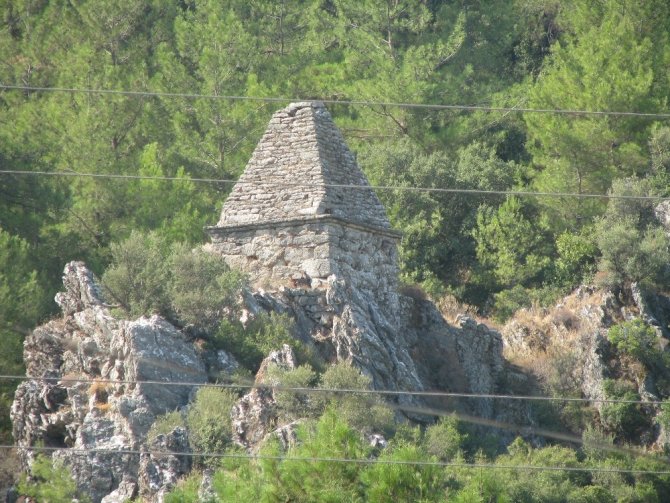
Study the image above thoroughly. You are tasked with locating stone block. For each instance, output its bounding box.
[285,247,313,263]
[303,258,332,278]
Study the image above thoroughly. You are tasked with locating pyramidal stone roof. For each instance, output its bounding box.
[214,101,394,233]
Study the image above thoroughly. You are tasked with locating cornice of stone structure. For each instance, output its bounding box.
[206,214,403,240]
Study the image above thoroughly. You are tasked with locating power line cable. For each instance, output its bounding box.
[3,374,663,463]
[1,169,668,202]
[2,444,668,475]
[3,84,670,119]
[0,374,663,405]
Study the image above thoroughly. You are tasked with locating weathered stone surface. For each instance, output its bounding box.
[11,262,211,502]
[213,102,391,230]
[100,478,138,503]
[139,427,192,502]
[55,261,108,315]
[655,200,670,235]
[231,345,297,450]
[237,282,513,429]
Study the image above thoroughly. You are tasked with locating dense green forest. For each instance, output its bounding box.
[2,0,670,499]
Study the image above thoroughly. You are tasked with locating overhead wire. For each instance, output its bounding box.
[2,444,669,475]
[0,169,668,202]
[3,84,670,119]
[0,374,664,405]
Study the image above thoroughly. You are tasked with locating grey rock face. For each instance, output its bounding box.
[231,345,296,450]
[139,427,192,502]
[11,262,209,502]
[655,200,670,235]
[238,283,511,430]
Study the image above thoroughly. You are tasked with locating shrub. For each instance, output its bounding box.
[18,455,90,502]
[169,246,247,330]
[553,229,598,287]
[314,362,393,434]
[187,386,237,465]
[213,312,301,371]
[164,472,203,503]
[607,319,659,367]
[361,444,446,502]
[102,230,171,317]
[596,220,670,289]
[599,379,649,440]
[657,400,670,432]
[102,231,247,330]
[424,415,468,461]
[265,363,318,421]
[473,197,553,289]
[492,284,563,322]
[595,178,670,289]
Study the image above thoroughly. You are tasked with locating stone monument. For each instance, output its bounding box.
[206,101,401,301]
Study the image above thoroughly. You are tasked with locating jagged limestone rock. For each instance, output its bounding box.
[231,345,296,450]
[139,427,192,502]
[11,262,211,502]
[655,200,670,235]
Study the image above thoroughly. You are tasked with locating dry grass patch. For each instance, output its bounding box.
[435,293,489,326]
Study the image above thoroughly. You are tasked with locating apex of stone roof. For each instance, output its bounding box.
[215,101,392,231]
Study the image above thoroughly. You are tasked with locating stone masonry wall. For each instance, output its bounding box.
[207,216,399,297]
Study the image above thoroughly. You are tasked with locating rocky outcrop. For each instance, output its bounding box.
[501,285,670,443]
[139,427,192,502]
[11,262,213,502]
[13,260,520,501]
[231,345,295,450]
[240,279,514,429]
[501,287,613,403]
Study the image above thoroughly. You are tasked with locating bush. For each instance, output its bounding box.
[102,231,246,330]
[596,219,670,288]
[148,410,185,443]
[169,245,246,330]
[492,284,563,322]
[314,362,393,434]
[599,379,649,440]
[424,415,468,461]
[265,363,318,420]
[607,319,660,367]
[657,400,670,432]
[213,312,302,371]
[595,178,670,288]
[553,228,598,287]
[187,386,238,465]
[360,444,446,502]
[18,455,90,502]
[102,230,172,317]
[164,472,203,503]
[473,197,553,289]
